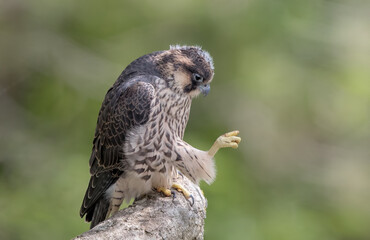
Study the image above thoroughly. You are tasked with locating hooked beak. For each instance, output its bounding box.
[199,84,210,96]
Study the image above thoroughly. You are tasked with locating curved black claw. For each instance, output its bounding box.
[177,171,184,179]
[171,190,177,200]
[188,194,195,206]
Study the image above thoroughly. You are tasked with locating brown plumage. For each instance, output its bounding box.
[80,45,217,229]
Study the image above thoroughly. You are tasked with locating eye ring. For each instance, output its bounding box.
[192,73,204,83]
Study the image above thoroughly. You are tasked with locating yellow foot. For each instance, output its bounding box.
[172,183,191,199]
[156,184,195,205]
[208,130,241,157]
[172,183,195,206]
[156,187,172,197]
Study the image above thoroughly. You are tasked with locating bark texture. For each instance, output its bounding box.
[74,176,207,240]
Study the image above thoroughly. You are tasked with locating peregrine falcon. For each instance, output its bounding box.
[79,45,241,229]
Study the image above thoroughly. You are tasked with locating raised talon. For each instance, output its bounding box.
[208,130,241,157]
[224,130,239,137]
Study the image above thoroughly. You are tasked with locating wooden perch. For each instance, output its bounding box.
[74,176,207,240]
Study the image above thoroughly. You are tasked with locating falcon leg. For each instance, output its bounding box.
[208,130,241,157]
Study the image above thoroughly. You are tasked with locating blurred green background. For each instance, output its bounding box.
[1,0,370,239]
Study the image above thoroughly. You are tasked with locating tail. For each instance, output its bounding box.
[83,197,111,229]
[79,169,121,229]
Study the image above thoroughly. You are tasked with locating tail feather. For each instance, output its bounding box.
[87,197,111,229]
[80,170,121,229]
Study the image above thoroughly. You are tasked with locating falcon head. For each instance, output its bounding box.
[156,45,214,98]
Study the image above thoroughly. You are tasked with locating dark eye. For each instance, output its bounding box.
[192,73,204,83]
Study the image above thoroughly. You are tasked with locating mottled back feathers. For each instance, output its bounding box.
[80,77,155,220]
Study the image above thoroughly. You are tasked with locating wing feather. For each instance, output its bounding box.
[80,76,156,219]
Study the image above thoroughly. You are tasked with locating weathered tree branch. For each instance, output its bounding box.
[74,176,207,240]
